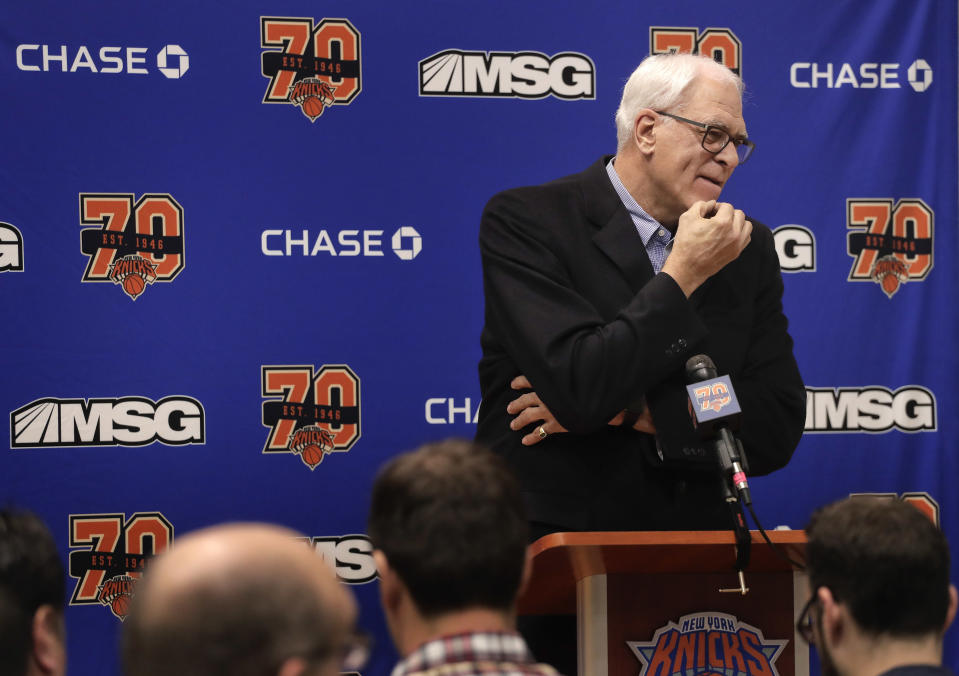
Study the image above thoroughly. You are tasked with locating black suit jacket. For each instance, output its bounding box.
[475,156,805,531]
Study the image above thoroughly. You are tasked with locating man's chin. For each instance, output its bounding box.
[692,182,723,203]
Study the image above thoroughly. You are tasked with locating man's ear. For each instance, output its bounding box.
[816,586,845,648]
[277,657,306,676]
[31,605,66,675]
[373,549,390,579]
[944,584,958,633]
[373,550,400,611]
[516,546,533,599]
[633,108,658,155]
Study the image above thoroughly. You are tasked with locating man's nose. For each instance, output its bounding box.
[715,141,740,169]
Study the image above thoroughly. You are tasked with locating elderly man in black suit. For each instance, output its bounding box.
[476,52,805,538]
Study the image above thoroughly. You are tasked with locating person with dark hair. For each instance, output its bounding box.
[121,523,366,676]
[800,498,958,676]
[367,438,559,676]
[0,508,66,676]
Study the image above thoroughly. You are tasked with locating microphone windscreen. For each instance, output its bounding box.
[685,354,718,383]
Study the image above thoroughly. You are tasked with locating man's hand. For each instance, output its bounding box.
[508,375,657,446]
[661,200,751,297]
[607,407,657,435]
[508,375,570,445]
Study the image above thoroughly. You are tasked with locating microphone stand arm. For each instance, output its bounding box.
[715,435,751,595]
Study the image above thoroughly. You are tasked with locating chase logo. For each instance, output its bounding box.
[418,49,595,99]
[261,227,422,260]
[628,612,785,676]
[0,223,24,273]
[906,59,933,92]
[425,397,480,424]
[790,59,932,92]
[392,226,422,260]
[156,44,189,78]
[16,44,189,78]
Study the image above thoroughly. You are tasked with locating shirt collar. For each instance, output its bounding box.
[391,631,534,676]
[605,157,670,246]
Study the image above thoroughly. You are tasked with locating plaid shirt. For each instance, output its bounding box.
[390,631,561,676]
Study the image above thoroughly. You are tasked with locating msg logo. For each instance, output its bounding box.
[804,386,936,433]
[11,396,205,447]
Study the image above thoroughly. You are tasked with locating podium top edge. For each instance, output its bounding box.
[529,529,807,558]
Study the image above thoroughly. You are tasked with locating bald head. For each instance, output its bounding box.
[123,523,356,676]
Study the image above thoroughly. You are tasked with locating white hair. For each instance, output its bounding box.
[614,53,744,151]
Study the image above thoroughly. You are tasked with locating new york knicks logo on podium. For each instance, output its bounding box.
[628,612,785,676]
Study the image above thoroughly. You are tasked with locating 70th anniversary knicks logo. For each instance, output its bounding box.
[68,512,173,621]
[650,27,741,75]
[260,17,361,122]
[629,612,785,676]
[847,198,933,298]
[261,364,360,470]
[79,193,185,300]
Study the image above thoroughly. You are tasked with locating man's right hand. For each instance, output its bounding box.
[508,375,656,445]
[661,200,751,297]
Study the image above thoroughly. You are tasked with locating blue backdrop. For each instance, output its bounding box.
[2,1,956,674]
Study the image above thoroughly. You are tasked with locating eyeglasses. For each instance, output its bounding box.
[655,110,755,164]
[341,630,372,672]
[308,630,372,673]
[796,593,819,644]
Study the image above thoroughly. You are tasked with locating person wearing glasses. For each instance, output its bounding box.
[368,439,560,676]
[798,498,957,676]
[476,50,803,534]
[475,52,805,670]
[121,523,368,676]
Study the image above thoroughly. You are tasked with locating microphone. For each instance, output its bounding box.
[684,354,752,505]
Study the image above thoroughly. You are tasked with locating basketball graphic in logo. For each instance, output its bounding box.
[301,96,324,119]
[122,273,146,298]
[111,594,130,618]
[289,424,336,470]
[301,443,324,467]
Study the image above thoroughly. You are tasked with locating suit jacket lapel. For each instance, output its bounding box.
[592,214,654,294]
[579,156,655,294]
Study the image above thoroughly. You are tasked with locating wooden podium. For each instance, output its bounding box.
[517,530,808,676]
